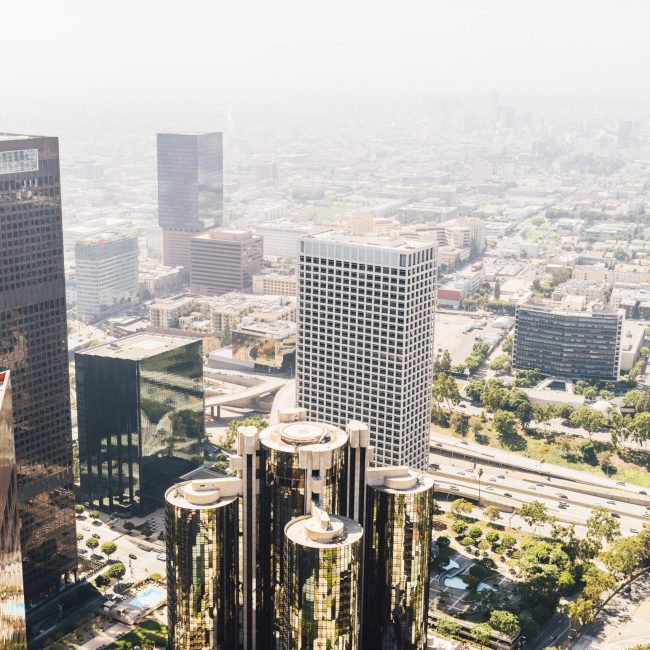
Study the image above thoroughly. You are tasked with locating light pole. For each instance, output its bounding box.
[477,467,484,508]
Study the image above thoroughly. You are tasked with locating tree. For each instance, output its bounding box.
[533,404,556,437]
[435,618,461,638]
[484,505,501,525]
[465,379,486,403]
[631,411,650,447]
[489,354,511,374]
[502,334,514,354]
[587,507,621,545]
[433,349,452,377]
[450,498,473,517]
[601,536,643,579]
[89,510,100,519]
[520,501,548,531]
[74,504,85,514]
[493,410,518,439]
[569,406,606,440]
[469,415,483,436]
[489,610,521,637]
[500,534,517,553]
[583,564,616,605]
[563,597,595,628]
[100,541,117,559]
[494,280,501,299]
[85,537,99,550]
[76,532,84,541]
[516,401,534,429]
[450,412,468,435]
[433,373,461,412]
[224,416,268,450]
[471,623,493,648]
[451,520,468,536]
[468,525,483,540]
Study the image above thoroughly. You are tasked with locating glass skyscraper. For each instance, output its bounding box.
[0,371,27,649]
[76,333,205,516]
[157,132,224,268]
[0,134,77,604]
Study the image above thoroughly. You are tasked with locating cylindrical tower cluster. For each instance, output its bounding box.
[165,479,240,650]
[363,468,435,650]
[282,507,363,650]
[258,408,348,642]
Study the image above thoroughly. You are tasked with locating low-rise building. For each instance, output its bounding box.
[252,272,297,297]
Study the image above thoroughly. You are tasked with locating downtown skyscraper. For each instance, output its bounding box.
[296,233,437,469]
[157,132,224,268]
[0,135,77,603]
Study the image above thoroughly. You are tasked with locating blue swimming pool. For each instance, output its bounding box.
[444,576,469,589]
[128,587,165,610]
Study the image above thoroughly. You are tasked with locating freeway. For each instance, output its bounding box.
[429,435,650,534]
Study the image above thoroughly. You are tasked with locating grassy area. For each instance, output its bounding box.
[105,619,167,649]
[438,422,650,488]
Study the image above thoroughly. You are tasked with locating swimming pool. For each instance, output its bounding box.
[441,559,460,571]
[444,576,469,589]
[128,586,166,610]
[477,582,497,593]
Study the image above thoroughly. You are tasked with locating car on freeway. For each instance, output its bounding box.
[129,553,137,560]
[640,491,648,496]
[82,526,90,531]
[557,493,568,499]
[486,487,494,492]
[450,485,460,492]
[488,477,496,482]
[503,492,513,497]
[616,481,626,486]
[156,554,166,561]
[498,475,505,479]
[460,441,469,446]
[631,528,639,533]
[611,512,621,518]
[434,443,443,448]
[606,500,616,505]
[92,533,100,539]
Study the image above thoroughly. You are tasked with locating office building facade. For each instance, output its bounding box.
[282,508,363,650]
[513,305,623,381]
[364,468,435,650]
[0,372,27,649]
[75,230,139,320]
[76,334,205,516]
[165,479,239,650]
[297,234,437,469]
[189,229,263,296]
[165,410,435,650]
[157,132,224,268]
[0,134,77,603]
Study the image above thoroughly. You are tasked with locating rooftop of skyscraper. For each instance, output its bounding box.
[77,332,199,360]
[303,229,436,251]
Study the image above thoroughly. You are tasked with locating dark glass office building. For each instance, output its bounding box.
[0,134,77,604]
[76,333,205,516]
[157,132,224,268]
[0,372,27,649]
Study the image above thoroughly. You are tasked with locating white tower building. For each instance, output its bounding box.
[296,233,437,469]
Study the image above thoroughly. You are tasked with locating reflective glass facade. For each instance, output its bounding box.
[0,372,27,649]
[77,335,205,516]
[363,474,435,650]
[157,132,223,232]
[283,514,362,650]
[165,483,239,650]
[258,425,347,648]
[0,135,77,603]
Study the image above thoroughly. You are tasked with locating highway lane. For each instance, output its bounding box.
[429,449,650,534]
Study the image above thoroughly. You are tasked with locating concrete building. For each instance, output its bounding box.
[297,233,437,469]
[75,230,139,320]
[254,221,321,258]
[190,229,263,296]
[513,305,623,381]
[76,334,205,516]
[252,272,297,297]
[231,318,296,371]
[157,132,223,268]
[0,134,77,603]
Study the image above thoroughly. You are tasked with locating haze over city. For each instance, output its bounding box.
[3,2,650,650]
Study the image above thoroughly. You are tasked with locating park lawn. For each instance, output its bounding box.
[437,422,650,488]
[105,619,167,649]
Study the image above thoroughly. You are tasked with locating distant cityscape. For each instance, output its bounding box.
[4,83,650,650]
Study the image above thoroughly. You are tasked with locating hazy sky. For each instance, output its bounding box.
[2,0,649,136]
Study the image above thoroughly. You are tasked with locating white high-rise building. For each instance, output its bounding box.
[297,233,437,469]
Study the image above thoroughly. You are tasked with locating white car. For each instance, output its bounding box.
[156,554,166,561]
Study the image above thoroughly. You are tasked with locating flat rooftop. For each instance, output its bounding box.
[78,332,199,361]
[0,133,34,141]
[304,230,435,251]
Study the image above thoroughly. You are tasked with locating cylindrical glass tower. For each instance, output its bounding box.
[165,479,239,650]
[282,509,363,650]
[363,469,435,650]
[258,410,348,644]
